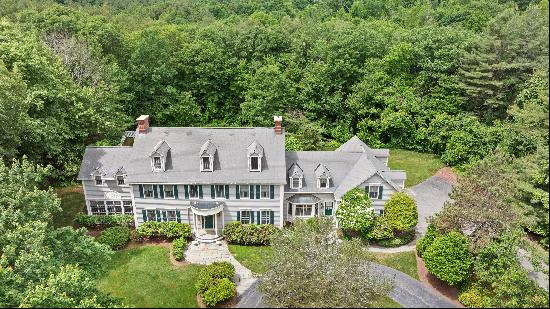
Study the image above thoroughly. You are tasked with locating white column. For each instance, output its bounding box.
[221,210,225,232]
[214,213,218,237]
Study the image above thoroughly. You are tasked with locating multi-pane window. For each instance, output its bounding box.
[146,209,157,221]
[368,185,380,199]
[106,201,122,214]
[240,210,251,224]
[123,200,133,215]
[290,177,301,189]
[164,185,175,199]
[167,210,177,222]
[202,157,211,171]
[260,210,270,224]
[295,204,313,217]
[260,185,269,199]
[189,185,199,198]
[117,175,125,185]
[144,185,154,198]
[250,156,259,171]
[153,156,162,169]
[215,185,225,199]
[90,201,106,215]
[324,201,334,216]
[239,186,249,198]
[95,175,103,185]
[319,177,329,189]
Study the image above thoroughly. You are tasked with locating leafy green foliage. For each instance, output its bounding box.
[172,237,186,261]
[195,262,236,306]
[75,214,133,228]
[137,221,192,240]
[366,216,393,241]
[97,226,131,250]
[201,278,236,307]
[416,224,438,258]
[374,229,415,248]
[423,231,473,286]
[336,188,375,237]
[222,221,280,246]
[384,192,418,231]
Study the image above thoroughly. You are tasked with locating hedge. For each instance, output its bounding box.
[423,231,473,286]
[75,214,133,228]
[137,221,192,240]
[222,221,279,245]
[172,237,186,261]
[97,226,131,250]
[201,278,236,307]
[195,262,236,307]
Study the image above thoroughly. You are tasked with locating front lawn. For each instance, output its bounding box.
[372,251,418,280]
[228,244,272,274]
[54,186,86,228]
[97,246,204,308]
[388,149,444,187]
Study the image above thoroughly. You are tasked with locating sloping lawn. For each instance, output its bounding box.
[372,251,418,280]
[388,149,444,187]
[97,246,204,308]
[228,244,272,274]
[54,186,86,228]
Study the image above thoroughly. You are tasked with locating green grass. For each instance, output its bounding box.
[388,149,444,187]
[228,244,273,274]
[97,246,204,308]
[373,296,402,308]
[372,251,418,280]
[54,187,86,228]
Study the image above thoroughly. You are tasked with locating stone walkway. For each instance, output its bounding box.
[185,241,257,294]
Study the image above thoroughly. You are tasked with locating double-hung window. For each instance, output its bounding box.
[239,185,249,199]
[324,201,334,216]
[240,210,252,224]
[153,156,162,169]
[260,210,270,224]
[123,200,133,215]
[368,185,381,199]
[146,209,157,221]
[90,201,106,215]
[167,210,177,222]
[260,185,269,199]
[318,177,329,189]
[106,201,123,214]
[95,176,103,186]
[250,156,260,171]
[295,204,313,217]
[290,177,301,189]
[215,185,225,199]
[144,185,154,198]
[117,175,125,186]
[164,185,175,199]
[201,157,212,171]
[189,185,199,198]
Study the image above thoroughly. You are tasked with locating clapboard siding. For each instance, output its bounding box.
[82,180,133,200]
[358,174,397,209]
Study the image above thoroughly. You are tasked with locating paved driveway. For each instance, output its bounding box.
[407,175,453,235]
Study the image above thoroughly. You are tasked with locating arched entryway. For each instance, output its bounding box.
[190,201,225,242]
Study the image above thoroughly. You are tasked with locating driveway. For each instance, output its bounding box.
[236,262,458,308]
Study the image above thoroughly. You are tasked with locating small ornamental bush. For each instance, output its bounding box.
[423,231,473,286]
[458,281,491,308]
[97,226,130,250]
[172,237,186,261]
[222,222,279,245]
[75,214,133,228]
[384,192,418,231]
[335,188,375,237]
[137,221,192,240]
[374,229,415,247]
[367,216,394,240]
[201,278,236,307]
[416,224,438,257]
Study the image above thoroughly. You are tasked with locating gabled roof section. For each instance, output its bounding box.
[151,140,171,157]
[247,140,264,157]
[335,136,372,153]
[78,146,133,180]
[288,163,304,178]
[314,164,331,178]
[91,165,107,176]
[199,139,217,157]
[114,166,127,175]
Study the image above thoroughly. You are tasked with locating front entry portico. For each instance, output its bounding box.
[190,201,225,243]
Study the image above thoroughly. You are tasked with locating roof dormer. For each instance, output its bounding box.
[151,140,171,172]
[90,166,107,185]
[200,139,217,172]
[314,164,331,189]
[288,163,304,189]
[114,167,127,186]
[247,141,264,172]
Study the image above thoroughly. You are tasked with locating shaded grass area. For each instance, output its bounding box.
[373,296,402,308]
[97,246,204,308]
[373,251,419,280]
[54,186,86,228]
[228,244,273,274]
[388,149,444,187]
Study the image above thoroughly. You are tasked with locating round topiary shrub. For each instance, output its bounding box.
[423,231,473,286]
[384,192,418,231]
[416,224,438,257]
[335,188,375,237]
[201,278,236,307]
[97,226,131,250]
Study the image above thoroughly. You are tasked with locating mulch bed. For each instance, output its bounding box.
[415,252,464,308]
[196,294,238,308]
[434,167,458,185]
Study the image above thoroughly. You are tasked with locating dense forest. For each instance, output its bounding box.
[0,0,548,307]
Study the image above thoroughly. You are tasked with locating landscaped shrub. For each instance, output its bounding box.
[75,214,133,228]
[172,237,186,261]
[458,281,491,308]
[335,188,375,237]
[423,231,473,286]
[374,228,415,247]
[384,192,418,231]
[367,216,393,240]
[137,221,192,240]
[416,224,438,257]
[223,222,279,245]
[201,278,236,307]
[97,226,131,250]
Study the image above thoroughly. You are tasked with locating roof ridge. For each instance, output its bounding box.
[86,146,132,148]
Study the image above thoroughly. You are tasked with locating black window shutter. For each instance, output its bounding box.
[211,185,215,199]
[249,185,254,199]
[378,186,384,199]
[184,185,189,199]
[257,211,260,224]
[237,211,241,222]
[153,185,158,198]
[270,185,274,199]
[142,209,147,222]
[159,185,164,199]
[224,185,229,199]
[255,185,260,199]
[199,185,203,199]
[270,211,274,224]
[139,184,144,198]
[155,209,161,221]
[174,185,179,199]
[176,210,181,222]
[236,185,240,199]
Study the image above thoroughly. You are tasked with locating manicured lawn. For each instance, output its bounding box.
[372,251,418,280]
[373,296,402,308]
[228,244,272,274]
[97,246,204,308]
[388,149,444,187]
[54,186,86,228]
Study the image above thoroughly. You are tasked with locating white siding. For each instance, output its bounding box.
[357,174,398,212]
[82,179,133,215]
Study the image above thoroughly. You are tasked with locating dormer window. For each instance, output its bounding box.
[95,175,103,185]
[150,140,171,172]
[314,164,331,189]
[117,175,125,186]
[201,156,213,172]
[290,177,302,189]
[247,141,264,172]
[318,177,329,189]
[250,156,260,171]
[288,163,304,189]
[200,140,217,172]
[153,156,162,169]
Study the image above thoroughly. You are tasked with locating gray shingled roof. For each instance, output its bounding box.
[336,136,389,158]
[288,163,304,178]
[286,194,321,204]
[79,127,286,184]
[151,140,171,157]
[199,139,217,157]
[246,141,264,157]
[314,164,331,178]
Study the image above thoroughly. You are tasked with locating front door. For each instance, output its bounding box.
[202,215,214,229]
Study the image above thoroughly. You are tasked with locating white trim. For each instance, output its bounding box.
[248,155,262,172]
[200,155,213,172]
[214,184,225,199]
[143,184,155,199]
[290,177,302,189]
[259,185,270,199]
[163,185,176,199]
[238,185,251,199]
[279,185,284,227]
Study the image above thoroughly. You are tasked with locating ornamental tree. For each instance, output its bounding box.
[384,192,418,231]
[423,231,473,286]
[335,188,375,237]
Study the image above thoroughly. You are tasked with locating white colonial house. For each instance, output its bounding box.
[78,115,406,242]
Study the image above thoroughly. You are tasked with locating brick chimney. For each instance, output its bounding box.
[274,116,282,135]
[136,115,150,134]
